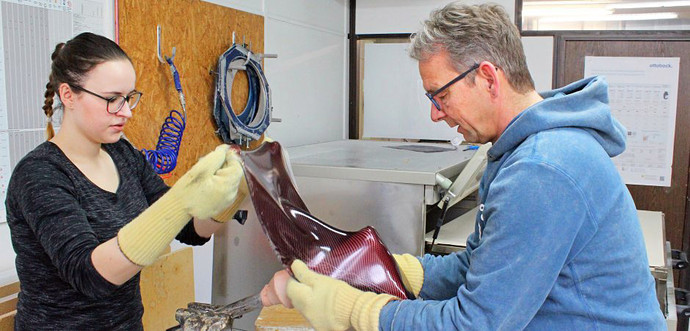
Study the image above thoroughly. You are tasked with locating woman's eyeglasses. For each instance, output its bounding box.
[70,85,143,114]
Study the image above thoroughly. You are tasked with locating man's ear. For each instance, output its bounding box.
[57,83,74,109]
[477,61,500,98]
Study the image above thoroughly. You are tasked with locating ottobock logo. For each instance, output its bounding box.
[649,63,672,69]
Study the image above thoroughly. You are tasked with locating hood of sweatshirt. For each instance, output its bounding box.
[487,76,626,161]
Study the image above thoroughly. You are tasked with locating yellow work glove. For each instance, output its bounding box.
[211,177,247,223]
[212,134,271,222]
[211,134,273,223]
[393,253,424,297]
[287,260,396,331]
[118,145,242,265]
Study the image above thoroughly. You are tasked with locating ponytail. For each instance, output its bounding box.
[43,43,63,140]
[43,80,55,140]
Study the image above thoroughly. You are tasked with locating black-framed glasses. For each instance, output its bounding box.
[425,63,480,111]
[70,85,143,114]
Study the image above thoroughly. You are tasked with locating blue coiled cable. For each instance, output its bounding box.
[142,56,187,175]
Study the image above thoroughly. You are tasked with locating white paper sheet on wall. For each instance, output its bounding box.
[0,0,110,222]
[584,56,679,187]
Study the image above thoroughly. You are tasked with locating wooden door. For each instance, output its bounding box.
[555,35,690,289]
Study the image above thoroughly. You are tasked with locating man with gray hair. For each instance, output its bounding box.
[263,2,666,330]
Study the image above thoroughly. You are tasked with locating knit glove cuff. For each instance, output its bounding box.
[211,178,248,223]
[393,253,424,297]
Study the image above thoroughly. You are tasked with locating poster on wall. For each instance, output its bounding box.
[584,56,679,187]
[0,0,113,222]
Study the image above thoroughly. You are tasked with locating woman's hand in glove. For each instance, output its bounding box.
[170,144,243,220]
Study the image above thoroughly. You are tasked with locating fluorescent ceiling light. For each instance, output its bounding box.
[539,12,679,22]
[608,1,690,9]
[523,8,612,17]
[524,1,612,5]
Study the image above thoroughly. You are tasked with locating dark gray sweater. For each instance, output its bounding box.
[5,139,208,330]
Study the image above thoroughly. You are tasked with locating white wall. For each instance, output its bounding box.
[264,0,348,147]
[0,224,17,285]
[522,36,554,92]
[356,0,515,34]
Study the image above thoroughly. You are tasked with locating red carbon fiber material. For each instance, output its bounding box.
[241,141,413,299]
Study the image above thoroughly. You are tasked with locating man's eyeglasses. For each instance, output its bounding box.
[425,63,480,111]
[70,85,143,114]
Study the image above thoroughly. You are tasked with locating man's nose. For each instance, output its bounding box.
[430,104,445,122]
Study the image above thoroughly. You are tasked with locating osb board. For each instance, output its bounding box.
[118,0,264,184]
[0,296,17,316]
[140,247,194,331]
[0,282,19,303]
[255,305,314,331]
[0,311,16,331]
[0,281,19,331]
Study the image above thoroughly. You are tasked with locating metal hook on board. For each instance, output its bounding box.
[244,51,253,67]
[227,30,278,70]
[157,25,176,64]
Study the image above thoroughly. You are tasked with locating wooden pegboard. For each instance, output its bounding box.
[118,0,264,184]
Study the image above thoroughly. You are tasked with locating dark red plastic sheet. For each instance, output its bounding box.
[241,142,413,299]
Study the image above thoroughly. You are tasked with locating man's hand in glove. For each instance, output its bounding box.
[393,253,424,297]
[287,260,396,331]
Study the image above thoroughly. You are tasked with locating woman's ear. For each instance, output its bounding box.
[57,83,74,109]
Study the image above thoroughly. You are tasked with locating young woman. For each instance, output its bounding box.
[6,32,244,330]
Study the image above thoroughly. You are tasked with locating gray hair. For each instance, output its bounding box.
[409,2,535,93]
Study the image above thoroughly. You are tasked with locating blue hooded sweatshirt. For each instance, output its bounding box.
[379,76,666,330]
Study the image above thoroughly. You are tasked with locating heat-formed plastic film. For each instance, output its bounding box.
[241,142,414,299]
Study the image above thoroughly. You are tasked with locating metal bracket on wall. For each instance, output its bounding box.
[156,25,176,64]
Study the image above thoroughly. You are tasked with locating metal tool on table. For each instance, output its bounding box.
[167,293,262,331]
